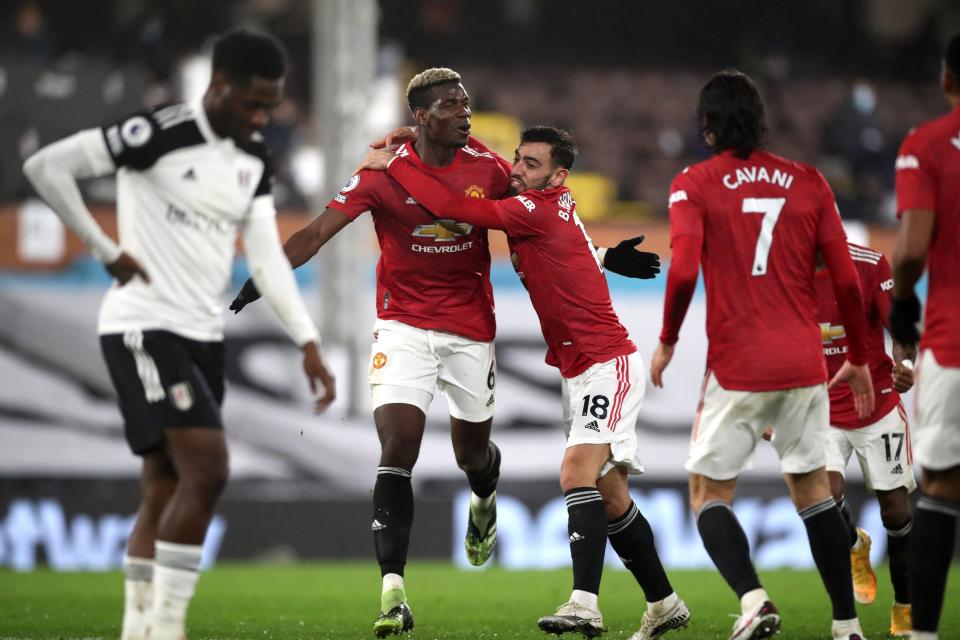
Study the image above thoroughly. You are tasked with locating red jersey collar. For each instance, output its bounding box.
[400,141,463,174]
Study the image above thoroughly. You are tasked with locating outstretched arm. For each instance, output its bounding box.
[231,206,352,312]
[284,207,353,269]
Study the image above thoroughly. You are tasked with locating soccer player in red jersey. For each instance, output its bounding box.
[889,32,960,640]
[232,68,506,635]
[231,68,655,636]
[359,126,689,640]
[650,70,875,640]
[814,244,916,636]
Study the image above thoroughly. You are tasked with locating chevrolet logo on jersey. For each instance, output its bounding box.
[412,220,473,241]
[820,322,846,344]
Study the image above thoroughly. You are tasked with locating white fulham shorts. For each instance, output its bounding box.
[825,403,916,493]
[368,319,496,422]
[686,371,829,480]
[913,348,960,471]
[562,351,646,477]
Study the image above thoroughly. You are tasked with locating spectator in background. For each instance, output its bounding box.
[822,80,895,222]
[0,1,59,59]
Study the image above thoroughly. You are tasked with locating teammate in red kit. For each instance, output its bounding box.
[359,126,689,640]
[888,32,960,640]
[815,244,915,636]
[233,68,506,636]
[650,70,875,640]
[231,68,657,637]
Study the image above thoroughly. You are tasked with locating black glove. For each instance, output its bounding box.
[888,294,921,346]
[230,278,262,314]
[603,235,661,279]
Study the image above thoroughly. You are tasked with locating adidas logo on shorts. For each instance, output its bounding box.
[891,463,904,475]
[584,420,600,432]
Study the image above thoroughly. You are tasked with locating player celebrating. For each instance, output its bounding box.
[230,67,656,637]
[358,126,689,640]
[650,70,875,640]
[815,244,916,636]
[22,31,335,640]
[233,68,506,637]
[889,31,960,640]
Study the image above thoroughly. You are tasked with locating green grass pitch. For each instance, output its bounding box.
[1,562,957,639]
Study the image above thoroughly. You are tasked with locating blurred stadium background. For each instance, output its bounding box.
[1,0,959,574]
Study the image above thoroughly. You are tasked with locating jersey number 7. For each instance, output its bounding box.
[742,197,786,276]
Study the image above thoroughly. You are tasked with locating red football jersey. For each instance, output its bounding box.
[383,158,635,378]
[815,244,899,428]
[895,106,960,367]
[326,142,509,341]
[490,188,636,377]
[668,150,849,391]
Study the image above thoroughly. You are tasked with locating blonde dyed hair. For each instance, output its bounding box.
[406,67,462,112]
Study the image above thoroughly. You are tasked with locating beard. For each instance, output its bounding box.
[508,175,550,196]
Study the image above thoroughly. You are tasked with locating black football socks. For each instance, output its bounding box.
[566,487,607,596]
[467,441,501,499]
[886,518,912,605]
[696,501,762,599]
[799,497,857,620]
[608,502,673,602]
[373,466,414,577]
[910,495,958,632]
[836,496,859,547]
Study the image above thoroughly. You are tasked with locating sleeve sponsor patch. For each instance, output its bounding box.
[895,155,919,170]
[668,190,688,205]
[515,195,536,211]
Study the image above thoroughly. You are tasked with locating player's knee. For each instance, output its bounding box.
[182,457,229,501]
[379,436,419,470]
[141,475,176,512]
[921,466,960,502]
[601,491,630,520]
[558,462,596,494]
[453,443,487,474]
[828,473,845,504]
[879,503,911,530]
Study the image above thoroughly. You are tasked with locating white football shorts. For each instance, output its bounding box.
[368,319,496,422]
[825,402,916,493]
[686,371,829,480]
[913,348,960,471]
[562,351,646,478]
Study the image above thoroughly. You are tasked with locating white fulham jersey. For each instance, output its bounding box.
[97,102,275,341]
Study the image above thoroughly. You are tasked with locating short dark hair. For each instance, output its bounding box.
[212,30,286,83]
[520,126,577,170]
[946,32,960,78]
[406,67,462,113]
[697,69,768,159]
